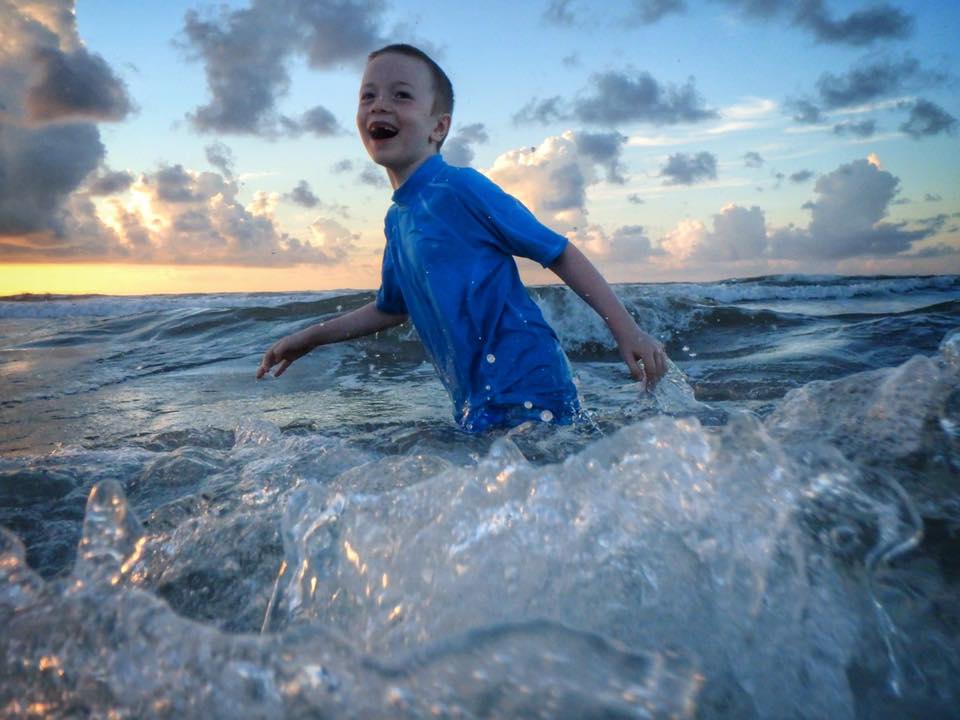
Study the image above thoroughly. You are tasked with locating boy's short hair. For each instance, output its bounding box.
[367,44,454,118]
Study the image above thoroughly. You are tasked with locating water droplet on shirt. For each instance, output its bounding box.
[523,401,533,410]
[539,409,554,423]
[485,385,491,391]
[486,354,496,364]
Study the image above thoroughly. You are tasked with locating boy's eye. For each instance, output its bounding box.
[395,91,412,99]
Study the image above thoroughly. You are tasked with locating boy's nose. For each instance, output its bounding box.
[371,92,391,112]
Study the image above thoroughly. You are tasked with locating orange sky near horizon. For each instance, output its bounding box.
[0,263,383,297]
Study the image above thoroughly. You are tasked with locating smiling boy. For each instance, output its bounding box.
[257,44,668,431]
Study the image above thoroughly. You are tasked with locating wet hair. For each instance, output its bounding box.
[367,43,455,118]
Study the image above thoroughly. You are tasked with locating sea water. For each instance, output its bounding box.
[1,275,958,718]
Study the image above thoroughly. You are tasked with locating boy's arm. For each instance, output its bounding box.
[256,301,407,379]
[549,243,668,386]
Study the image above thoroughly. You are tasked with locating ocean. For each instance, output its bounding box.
[1,274,958,719]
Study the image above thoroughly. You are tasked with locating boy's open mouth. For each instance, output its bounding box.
[368,122,399,140]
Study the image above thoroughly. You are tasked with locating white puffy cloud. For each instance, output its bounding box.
[484,130,626,233]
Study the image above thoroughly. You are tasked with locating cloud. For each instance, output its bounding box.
[627,193,645,205]
[743,151,764,168]
[358,165,388,187]
[574,71,717,125]
[789,170,815,183]
[571,223,660,264]
[181,0,385,136]
[444,123,490,167]
[514,71,717,127]
[331,158,354,173]
[924,193,942,202]
[205,141,235,178]
[542,0,576,25]
[660,205,767,263]
[713,0,914,46]
[787,55,941,126]
[285,180,319,208]
[816,56,923,109]
[625,0,687,25]
[0,121,105,235]
[769,158,930,259]
[0,0,133,238]
[86,169,135,196]
[654,157,937,267]
[485,130,628,232]
[796,0,913,46]
[788,98,824,124]
[899,99,957,138]
[26,46,135,123]
[833,119,876,137]
[659,151,717,185]
[573,131,627,183]
[300,105,343,136]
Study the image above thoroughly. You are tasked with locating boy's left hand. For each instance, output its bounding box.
[617,330,668,389]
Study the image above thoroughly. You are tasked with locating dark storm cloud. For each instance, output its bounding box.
[899,99,957,139]
[769,158,931,259]
[181,0,386,136]
[26,46,135,123]
[743,151,764,168]
[0,122,105,235]
[444,123,490,167]
[789,170,815,183]
[286,180,320,208]
[574,131,627,183]
[660,151,717,185]
[205,141,235,178]
[833,119,876,137]
[712,0,913,45]
[87,169,134,196]
[815,56,923,109]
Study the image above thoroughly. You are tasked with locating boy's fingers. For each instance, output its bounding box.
[625,353,644,381]
[274,359,291,377]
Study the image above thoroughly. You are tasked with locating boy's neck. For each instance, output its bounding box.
[387,150,440,190]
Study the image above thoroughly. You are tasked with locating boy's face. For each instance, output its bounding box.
[357,53,451,188]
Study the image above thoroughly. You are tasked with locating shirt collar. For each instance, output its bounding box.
[392,154,446,205]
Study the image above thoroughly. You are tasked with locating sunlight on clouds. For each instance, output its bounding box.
[660,219,707,263]
[867,152,882,168]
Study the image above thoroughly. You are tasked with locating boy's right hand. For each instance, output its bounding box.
[256,333,311,379]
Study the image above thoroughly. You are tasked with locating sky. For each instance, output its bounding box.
[0,0,958,295]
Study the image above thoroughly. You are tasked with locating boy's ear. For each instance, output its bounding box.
[430,113,452,146]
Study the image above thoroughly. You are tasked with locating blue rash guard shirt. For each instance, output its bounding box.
[375,154,580,431]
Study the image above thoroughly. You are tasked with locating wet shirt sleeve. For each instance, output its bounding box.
[375,232,408,316]
[459,169,568,268]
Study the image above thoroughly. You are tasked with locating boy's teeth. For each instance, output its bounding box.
[369,123,398,140]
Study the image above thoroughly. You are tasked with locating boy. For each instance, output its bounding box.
[256,44,668,431]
